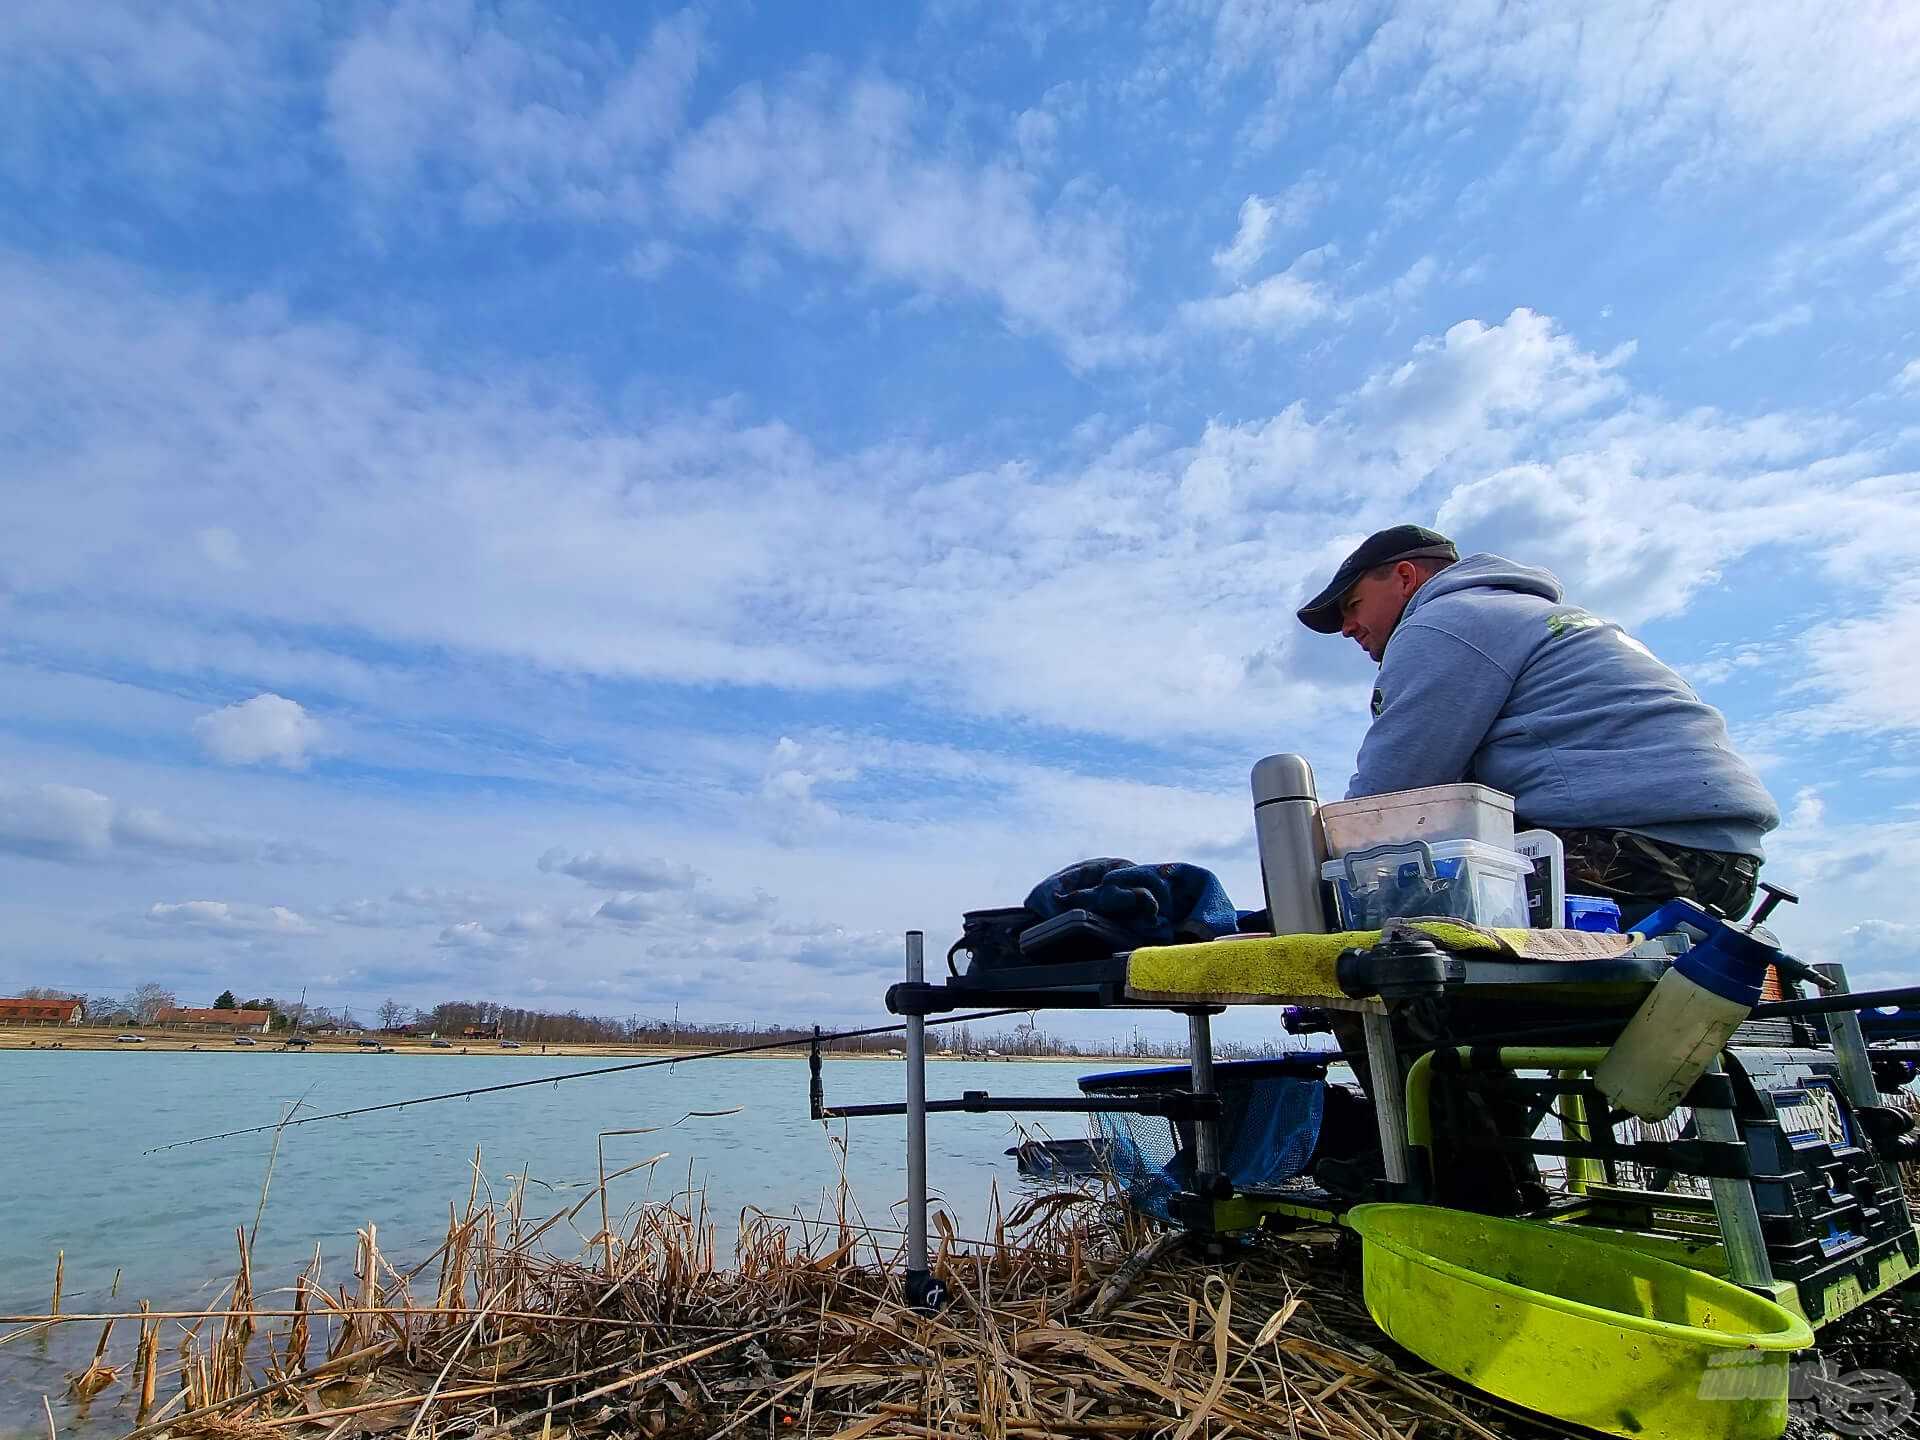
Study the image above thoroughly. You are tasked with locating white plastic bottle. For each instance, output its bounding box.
[1594,918,1777,1123]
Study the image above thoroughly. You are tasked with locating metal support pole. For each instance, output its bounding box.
[901,931,944,1312]
[1186,1010,1221,1187]
[1363,1010,1413,1188]
[1814,964,1883,1106]
[1558,1070,1604,1194]
[1693,1054,1775,1291]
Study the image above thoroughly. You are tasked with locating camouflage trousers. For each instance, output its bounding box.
[1545,826,1761,928]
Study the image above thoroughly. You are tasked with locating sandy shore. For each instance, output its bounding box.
[0,1025,1133,1061]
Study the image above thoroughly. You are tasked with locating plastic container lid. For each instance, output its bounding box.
[1564,894,1623,932]
[1319,783,1516,855]
[1322,837,1531,881]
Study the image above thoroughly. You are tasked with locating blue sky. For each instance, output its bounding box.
[1,0,1917,1037]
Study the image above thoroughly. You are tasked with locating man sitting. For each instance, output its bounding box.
[1296,524,1778,925]
[1294,524,1781,1210]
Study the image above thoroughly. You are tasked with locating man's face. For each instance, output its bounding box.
[1339,563,1419,662]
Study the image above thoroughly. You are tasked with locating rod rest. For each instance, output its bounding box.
[887,981,944,1015]
[1337,936,1450,1000]
[1855,1103,1920,1161]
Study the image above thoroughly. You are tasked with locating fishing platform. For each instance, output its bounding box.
[812,762,1920,1440]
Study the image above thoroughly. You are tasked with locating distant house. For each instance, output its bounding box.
[0,997,83,1025]
[462,1024,502,1039]
[155,1006,273,1034]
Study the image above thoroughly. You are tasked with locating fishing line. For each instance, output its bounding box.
[146,1008,1031,1153]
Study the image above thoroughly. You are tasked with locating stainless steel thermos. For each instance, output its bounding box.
[1252,753,1328,934]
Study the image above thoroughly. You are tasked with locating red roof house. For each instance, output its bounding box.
[155,1006,274,1033]
[0,997,83,1025]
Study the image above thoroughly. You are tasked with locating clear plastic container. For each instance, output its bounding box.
[1318,783,1515,856]
[1322,837,1532,930]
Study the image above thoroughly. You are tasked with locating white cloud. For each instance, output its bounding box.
[500,908,556,936]
[0,2,314,189]
[1894,360,1920,394]
[589,882,773,930]
[0,779,289,865]
[537,846,699,891]
[1727,303,1813,350]
[1179,252,1335,334]
[760,737,858,845]
[333,10,1151,362]
[322,898,413,928]
[0,782,114,862]
[533,835,779,933]
[1792,582,1920,739]
[194,693,324,769]
[1354,309,1631,465]
[325,3,700,223]
[146,899,317,936]
[7,255,1916,757]
[435,920,503,951]
[1184,1,1920,182]
[1210,176,1326,277]
[666,72,1133,363]
[1213,194,1277,278]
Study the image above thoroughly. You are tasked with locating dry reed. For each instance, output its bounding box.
[12,1153,1571,1440]
[30,1095,1919,1440]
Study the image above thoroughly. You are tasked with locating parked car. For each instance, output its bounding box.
[233,1035,257,1046]
[355,1038,382,1048]
[498,1040,522,1048]
[115,1033,146,1043]
[283,1036,311,1048]
[430,1039,453,1048]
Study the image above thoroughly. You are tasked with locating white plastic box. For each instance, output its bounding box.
[1322,837,1532,931]
[1317,783,1515,856]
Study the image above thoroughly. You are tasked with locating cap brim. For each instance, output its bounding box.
[1294,541,1457,635]
[1294,581,1349,634]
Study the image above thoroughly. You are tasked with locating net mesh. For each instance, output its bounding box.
[1081,1061,1327,1222]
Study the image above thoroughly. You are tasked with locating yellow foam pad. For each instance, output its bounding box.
[1127,931,1375,1006]
[1125,921,1628,1005]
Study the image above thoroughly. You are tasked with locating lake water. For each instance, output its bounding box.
[0,1050,1100,1435]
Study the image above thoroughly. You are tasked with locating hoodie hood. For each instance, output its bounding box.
[1403,552,1562,623]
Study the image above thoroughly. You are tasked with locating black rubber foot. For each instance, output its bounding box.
[904,1268,947,1314]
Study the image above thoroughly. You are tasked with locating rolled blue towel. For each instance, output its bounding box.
[1024,858,1238,946]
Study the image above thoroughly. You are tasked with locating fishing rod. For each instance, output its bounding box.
[147,1008,1032,1154]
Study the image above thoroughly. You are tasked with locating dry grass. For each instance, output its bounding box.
[7,1151,1558,1440]
[25,1088,1915,1437]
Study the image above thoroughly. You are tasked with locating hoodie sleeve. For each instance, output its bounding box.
[1347,621,1518,798]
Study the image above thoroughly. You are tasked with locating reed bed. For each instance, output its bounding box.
[18,1094,1912,1437]
[11,1154,1554,1440]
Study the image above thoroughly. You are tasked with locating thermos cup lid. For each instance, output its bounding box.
[1252,753,1317,804]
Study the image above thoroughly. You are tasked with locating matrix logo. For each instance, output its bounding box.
[1702,1354,1915,1436]
[1774,1081,1850,1149]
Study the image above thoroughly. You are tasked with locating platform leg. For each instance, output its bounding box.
[1186,1009,1222,1188]
[1695,1054,1775,1291]
[1814,964,1882,1107]
[1559,1070,1604,1195]
[1363,1010,1413,1189]
[901,931,944,1312]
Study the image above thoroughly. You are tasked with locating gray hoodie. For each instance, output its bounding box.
[1348,553,1780,858]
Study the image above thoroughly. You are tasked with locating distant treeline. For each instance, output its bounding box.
[9,985,1300,1061]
